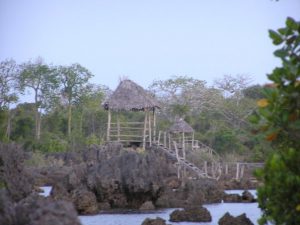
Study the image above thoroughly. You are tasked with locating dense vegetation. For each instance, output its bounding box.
[0,57,272,161]
[251,17,300,225]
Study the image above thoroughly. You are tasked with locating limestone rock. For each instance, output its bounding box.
[141,217,169,225]
[169,206,212,222]
[218,212,254,225]
[139,201,155,210]
[0,143,34,201]
[223,193,242,203]
[71,188,98,215]
[242,190,256,202]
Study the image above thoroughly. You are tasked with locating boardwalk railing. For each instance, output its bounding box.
[154,131,222,180]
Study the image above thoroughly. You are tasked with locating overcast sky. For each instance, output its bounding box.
[1,0,300,91]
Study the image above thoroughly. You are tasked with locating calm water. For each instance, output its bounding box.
[39,186,52,197]
[79,190,260,225]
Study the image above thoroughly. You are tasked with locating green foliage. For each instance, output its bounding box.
[37,133,68,153]
[242,85,265,100]
[252,17,300,225]
[256,148,300,225]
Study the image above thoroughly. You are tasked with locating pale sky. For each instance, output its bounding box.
[1,0,300,91]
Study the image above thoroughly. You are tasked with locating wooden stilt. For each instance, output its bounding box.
[107,109,111,141]
[143,111,148,150]
[192,132,195,149]
[168,133,171,149]
[236,163,240,180]
[204,161,208,177]
[225,164,228,175]
[182,132,186,178]
[174,141,180,162]
[153,110,156,142]
[148,111,152,146]
[117,114,120,141]
[240,164,245,179]
[163,132,167,147]
[158,131,161,144]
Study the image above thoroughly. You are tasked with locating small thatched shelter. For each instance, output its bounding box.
[168,118,195,160]
[169,118,194,134]
[104,79,160,149]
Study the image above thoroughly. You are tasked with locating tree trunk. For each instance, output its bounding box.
[34,89,41,140]
[5,110,11,140]
[37,111,41,140]
[68,102,72,138]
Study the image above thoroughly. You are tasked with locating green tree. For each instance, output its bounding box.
[19,58,58,140]
[0,59,19,140]
[251,17,300,225]
[58,63,93,138]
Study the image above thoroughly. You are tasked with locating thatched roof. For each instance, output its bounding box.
[169,118,194,133]
[103,79,160,111]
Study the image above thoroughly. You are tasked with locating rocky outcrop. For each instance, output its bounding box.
[0,190,16,225]
[218,212,254,225]
[221,178,260,190]
[141,217,170,225]
[223,194,242,203]
[16,195,81,225]
[0,143,34,202]
[33,143,224,213]
[223,190,256,203]
[169,206,212,222]
[71,188,98,214]
[0,143,82,225]
[156,179,223,208]
[242,190,256,202]
[87,148,177,209]
[139,201,155,210]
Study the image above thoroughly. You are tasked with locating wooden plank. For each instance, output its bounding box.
[143,112,148,150]
[109,122,144,125]
[148,111,152,146]
[110,134,145,137]
[106,110,111,141]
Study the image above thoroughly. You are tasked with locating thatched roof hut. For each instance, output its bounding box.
[169,118,194,133]
[104,79,160,111]
[104,79,160,149]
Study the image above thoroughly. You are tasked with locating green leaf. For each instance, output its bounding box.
[274,49,287,59]
[278,28,287,35]
[269,30,283,45]
[286,17,298,31]
[248,114,259,124]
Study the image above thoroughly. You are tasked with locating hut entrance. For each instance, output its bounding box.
[104,79,160,149]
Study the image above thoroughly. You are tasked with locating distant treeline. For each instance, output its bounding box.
[0,58,271,160]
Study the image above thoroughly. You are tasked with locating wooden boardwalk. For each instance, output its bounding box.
[153,132,264,181]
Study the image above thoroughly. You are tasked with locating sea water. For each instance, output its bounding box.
[79,190,261,225]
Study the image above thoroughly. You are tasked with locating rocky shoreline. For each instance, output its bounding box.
[0,143,259,225]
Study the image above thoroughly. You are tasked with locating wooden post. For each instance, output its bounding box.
[153,110,156,142]
[182,132,186,159]
[163,132,167,147]
[225,163,228,175]
[117,114,120,141]
[168,133,171,149]
[173,141,180,162]
[148,111,152,146]
[204,161,208,177]
[211,162,215,178]
[236,163,240,180]
[240,164,245,179]
[158,131,161,144]
[143,111,148,150]
[182,132,186,178]
[192,132,195,150]
[106,109,111,141]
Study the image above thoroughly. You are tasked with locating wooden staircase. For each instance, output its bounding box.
[153,142,221,180]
